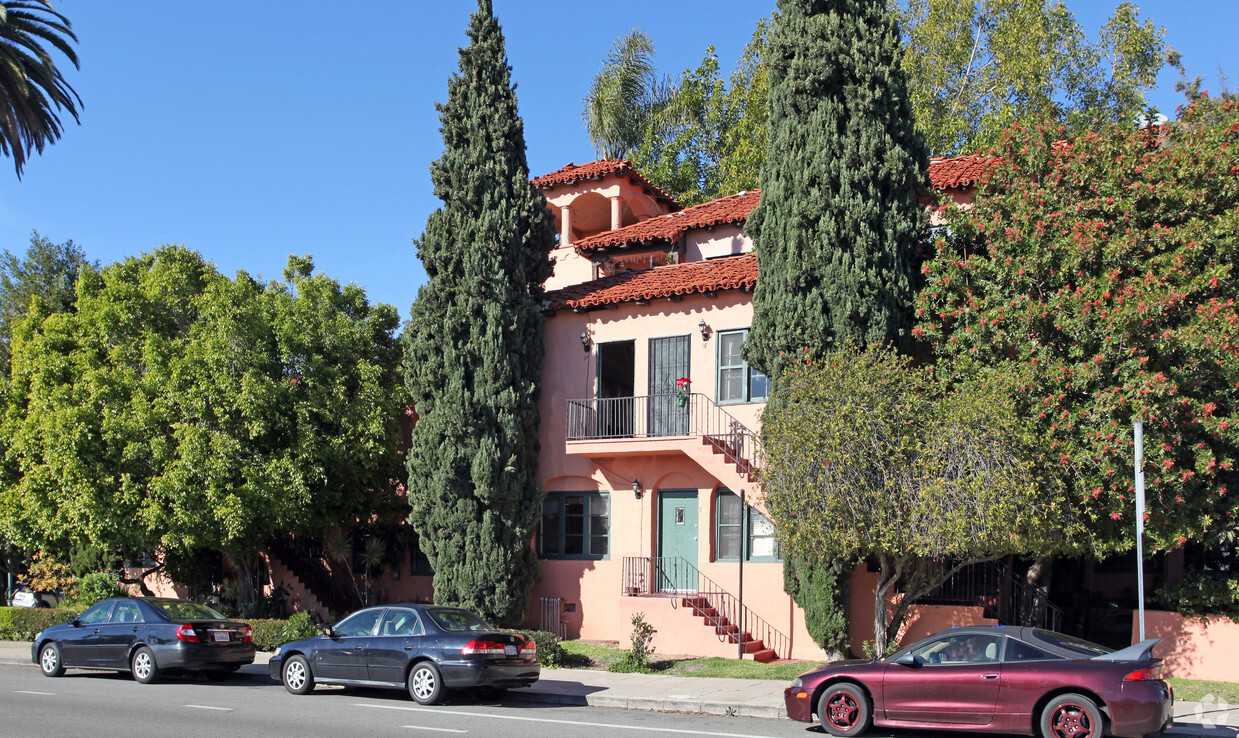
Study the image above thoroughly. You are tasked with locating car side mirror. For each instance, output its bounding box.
[893,652,920,668]
[323,626,336,639]
[66,615,78,627]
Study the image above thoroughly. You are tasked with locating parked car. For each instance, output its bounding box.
[269,604,539,704]
[7,582,60,608]
[785,625,1173,738]
[31,597,255,683]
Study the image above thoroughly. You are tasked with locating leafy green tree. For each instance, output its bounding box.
[0,231,92,373]
[0,246,406,603]
[915,97,1239,553]
[403,0,555,626]
[762,345,1071,654]
[628,18,771,206]
[0,0,81,178]
[896,0,1169,156]
[743,0,927,377]
[607,2,1169,204]
[582,28,674,161]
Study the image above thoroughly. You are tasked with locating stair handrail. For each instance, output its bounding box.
[621,555,788,659]
[912,559,1063,632]
[268,533,358,614]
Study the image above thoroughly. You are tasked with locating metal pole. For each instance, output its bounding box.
[1135,419,1146,642]
[738,488,745,660]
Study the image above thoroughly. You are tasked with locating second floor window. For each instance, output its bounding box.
[717,329,768,404]
[538,492,609,559]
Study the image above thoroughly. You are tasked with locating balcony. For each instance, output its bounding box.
[565,394,761,481]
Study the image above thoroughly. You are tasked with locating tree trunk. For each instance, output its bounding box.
[1025,555,1054,627]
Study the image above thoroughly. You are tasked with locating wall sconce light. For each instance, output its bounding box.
[580,331,591,353]
[698,319,710,341]
[631,479,642,499]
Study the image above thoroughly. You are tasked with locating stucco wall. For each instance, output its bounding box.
[1137,609,1239,681]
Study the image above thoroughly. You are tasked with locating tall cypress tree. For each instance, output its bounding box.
[742,0,928,656]
[743,0,927,377]
[402,0,555,625]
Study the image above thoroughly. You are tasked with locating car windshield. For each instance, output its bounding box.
[1032,629,1112,657]
[425,607,494,632]
[148,599,226,620]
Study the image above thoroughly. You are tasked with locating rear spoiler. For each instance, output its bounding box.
[1092,638,1161,662]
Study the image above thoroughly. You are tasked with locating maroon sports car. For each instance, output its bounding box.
[785,626,1172,738]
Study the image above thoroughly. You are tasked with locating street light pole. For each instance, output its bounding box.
[1135,419,1146,642]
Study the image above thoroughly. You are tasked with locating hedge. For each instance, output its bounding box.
[0,607,317,651]
[0,607,81,641]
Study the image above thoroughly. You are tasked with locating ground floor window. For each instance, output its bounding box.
[715,489,780,562]
[539,492,609,559]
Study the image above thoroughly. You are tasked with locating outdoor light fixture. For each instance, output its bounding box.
[698,319,710,341]
[631,479,642,499]
[580,331,590,353]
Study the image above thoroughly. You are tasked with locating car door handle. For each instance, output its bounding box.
[404,645,414,650]
[982,673,999,680]
[93,628,101,634]
[131,627,140,633]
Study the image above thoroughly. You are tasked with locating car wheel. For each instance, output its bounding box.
[131,647,160,684]
[1041,693,1104,738]
[407,661,444,705]
[282,655,314,695]
[38,643,64,677]
[817,682,872,738]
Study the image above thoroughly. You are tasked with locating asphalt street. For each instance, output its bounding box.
[0,664,816,738]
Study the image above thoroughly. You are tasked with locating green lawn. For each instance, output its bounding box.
[558,640,824,680]
[1169,678,1239,704]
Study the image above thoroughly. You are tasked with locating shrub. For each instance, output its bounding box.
[0,607,81,641]
[282,611,320,644]
[1155,570,1239,623]
[244,619,289,651]
[510,629,565,667]
[70,571,127,609]
[607,612,656,673]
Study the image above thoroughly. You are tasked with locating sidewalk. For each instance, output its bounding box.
[3,641,1235,733]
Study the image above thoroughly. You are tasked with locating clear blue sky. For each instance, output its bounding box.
[1,1,1235,320]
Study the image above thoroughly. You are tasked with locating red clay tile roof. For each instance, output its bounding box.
[573,190,760,253]
[532,160,682,209]
[545,253,757,312]
[927,155,1001,190]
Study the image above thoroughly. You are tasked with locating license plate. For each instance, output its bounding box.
[504,645,517,657]
[212,631,230,642]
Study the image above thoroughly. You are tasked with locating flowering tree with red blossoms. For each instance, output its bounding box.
[915,97,1239,552]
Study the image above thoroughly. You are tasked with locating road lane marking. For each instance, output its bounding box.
[403,728,468,734]
[355,704,773,737]
[14,690,55,695]
[184,704,234,712]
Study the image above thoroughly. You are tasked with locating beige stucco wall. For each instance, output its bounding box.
[1138,610,1239,681]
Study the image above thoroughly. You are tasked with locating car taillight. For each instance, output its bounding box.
[242,625,253,643]
[520,639,536,655]
[175,624,199,643]
[1124,665,1163,681]
[461,640,505,656]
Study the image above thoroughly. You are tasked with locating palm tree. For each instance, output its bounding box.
[0,0,81,178]
[581,28,674,160]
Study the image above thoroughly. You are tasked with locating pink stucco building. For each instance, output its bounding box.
[519,157,991,661]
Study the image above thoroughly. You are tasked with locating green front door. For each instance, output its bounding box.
[657,490,698,592]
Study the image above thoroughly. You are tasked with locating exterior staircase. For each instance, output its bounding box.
[267,533,357,616]
[680,595,778,662]
[622,556,789,661]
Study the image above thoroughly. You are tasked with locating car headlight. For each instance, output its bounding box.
[791,677,802,688]
[272,646,281,658]
[33,631,42,641]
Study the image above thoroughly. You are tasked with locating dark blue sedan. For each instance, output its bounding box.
[269,604,539,704]
[32,597,255,683]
